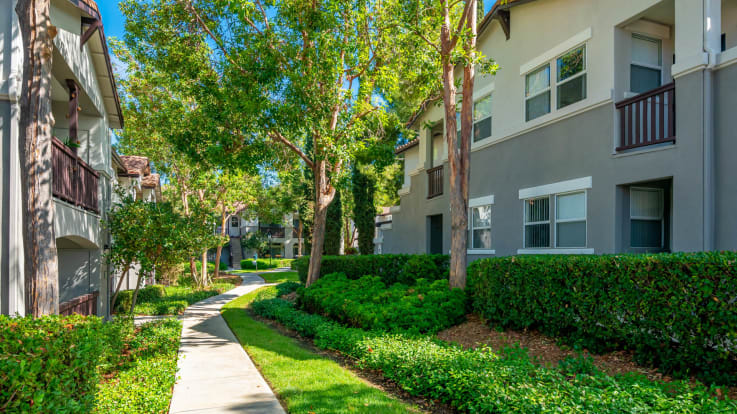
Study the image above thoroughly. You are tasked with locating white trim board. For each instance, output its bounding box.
[469,195,495,208]
[519,176,592,199]
[519,27,592,75]
[517,248,594,255]
[467,249,495,255]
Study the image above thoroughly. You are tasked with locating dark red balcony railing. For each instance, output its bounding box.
[616,82,676,151]
[52,137,99,214]
[59,291,99,316]
[427,165,443,199]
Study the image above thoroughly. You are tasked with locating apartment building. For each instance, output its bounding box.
[1,0,124,316]
[382,0,737,258]
[214,212,304,267]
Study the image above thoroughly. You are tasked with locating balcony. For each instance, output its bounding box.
[427,166,443,199]
[616,83,675,152]
[52,137,99,214]
[260,226,286,239]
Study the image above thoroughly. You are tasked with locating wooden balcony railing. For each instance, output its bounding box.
[52,137,99,214]
[59,291,99,316]
[427,165,443,199]
[616,82,676,151]
[260,226,286,239]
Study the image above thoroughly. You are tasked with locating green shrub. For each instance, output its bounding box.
[252,296,737,413]
[0,315,130,413]
[298,273,466,334]
[467,252,737,385]
[137,285,166,302]
[241,258,277,270]
[292,254,449,284]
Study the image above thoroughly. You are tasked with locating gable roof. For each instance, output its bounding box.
[119,155,151,176]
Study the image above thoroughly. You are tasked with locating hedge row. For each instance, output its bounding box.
[292,254,449,284]
[468,252,737,385]
[298,273,466,333]
[240,258,292,270]
[251,288,736,413]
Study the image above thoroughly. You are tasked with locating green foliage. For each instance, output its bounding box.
[194,260,227,274]
[251,296,737,413]
[114,280,239,315]
[467,253,737,385]
[298,273,466,334]
[351,168,377,255]
[324,190,343,255]
[93,318,181,413]
[292,254,449,284]
[240,258,278,270]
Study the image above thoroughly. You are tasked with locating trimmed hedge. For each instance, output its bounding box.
[240,258,278,270]
[298,273,466,334]
[114,284,166,313]
[292,254,449,284]
[467,253,737,385]
[252,288,737,413]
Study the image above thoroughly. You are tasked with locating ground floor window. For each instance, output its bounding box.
[469,205,492,250]
[630,187,664,248]
[524,191,587,249]
[524,197,551,248]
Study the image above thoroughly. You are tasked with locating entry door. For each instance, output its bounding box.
[428,215,443,254]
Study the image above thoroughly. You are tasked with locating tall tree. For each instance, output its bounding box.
[324,190,343,256]
[15,0,58,316]
[121,0,412,286]
[400,0,501,288]
[352,167,377,255]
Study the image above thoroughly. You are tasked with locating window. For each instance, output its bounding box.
[469,205,492,249]
[455,94,493,143]
[630,187,664,248]
[631,34,662,94]
[525,65,551,121]
[231,216,239,227]
[556,46,586,109]
[722,33,726,52]
[556,192,586,247]
[524,197,550,248]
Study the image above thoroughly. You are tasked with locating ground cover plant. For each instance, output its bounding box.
[299,272,466,334]
[241,258,293,270]
[0,315,181,413]
[93,318,181,413]
[467,252,737,385]
[251,286,737,413]
[114,276,240,315]
[259,271,299,284]
[221,286,420,413]
[292,254,449,284]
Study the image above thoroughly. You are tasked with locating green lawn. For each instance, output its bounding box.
[221,288,420,414]
[258,271,299,284]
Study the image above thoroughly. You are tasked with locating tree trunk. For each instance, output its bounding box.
[129,271,144,314]
[214,206,227,279]
[306,161,335,287]
[110,261,132,312]
[297,220,303,256]
[201,251,208,287]
[16,0,59,316]
[189,257,198,281]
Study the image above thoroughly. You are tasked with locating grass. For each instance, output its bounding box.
[258,271,299,284]
[94,318,182,413]
[221,287,420,414]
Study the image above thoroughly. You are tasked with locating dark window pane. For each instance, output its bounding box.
[473,117,492,142]
[631,219,662,248]
[557,74,587,109]
[557,221,586,247]
[525,223,550,248]
[631,65,661,94]
[473,229,492,249]
[526,91,551,121]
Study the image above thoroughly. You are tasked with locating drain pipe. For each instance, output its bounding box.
[702,0,720,252]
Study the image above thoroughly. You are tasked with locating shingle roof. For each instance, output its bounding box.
[119,156,151,176]
[141,173,160,189]
[395,139,420,154]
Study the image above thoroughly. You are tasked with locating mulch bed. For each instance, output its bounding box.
[436,314,737,400]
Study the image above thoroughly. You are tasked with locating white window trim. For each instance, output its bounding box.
[467,249,496,255]
[472,94,493,143]
[456,93,494,145]
[520,28,593,76]
[630,34,664,89]
[469,195,495,208]
[469,202,493,251]
[554,190,588,249]
[517,248,594,255]
[519,176,592,200]
[525,65,552,121]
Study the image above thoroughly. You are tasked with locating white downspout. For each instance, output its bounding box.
[702,0,720,251]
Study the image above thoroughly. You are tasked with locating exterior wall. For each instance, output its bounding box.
[714,62,737,250]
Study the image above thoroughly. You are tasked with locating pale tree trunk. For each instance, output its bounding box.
[297,220,303,256]
[306,160,336,287]
[214,204,227,279]
[201,251,208,287]
[441,0,476,289]
[181,188,198,280]
[110,261,132,312]
[16,0,59,316]
[129,270,144,314]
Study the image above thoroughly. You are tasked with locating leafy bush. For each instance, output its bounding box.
[115,281,238,315]
[194,260,227,273]
[467,253,737,385]
[292,254,449,284]
[241,258,277,270]
[298,273,466,334]
[114,285,166,313]
[251,295,737,413]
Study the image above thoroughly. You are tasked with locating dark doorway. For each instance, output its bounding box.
[428,214,443,254]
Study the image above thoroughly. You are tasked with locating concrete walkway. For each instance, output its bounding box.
[169,274,286,414]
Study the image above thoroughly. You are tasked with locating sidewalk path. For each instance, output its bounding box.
[169,274,286,414]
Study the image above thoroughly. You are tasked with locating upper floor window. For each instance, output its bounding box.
[469,204,492,249]
[231,216,239,227]
[631,34,662,94]
[556,46,587,109]
[455,93,493,143]
[525,66,551,121]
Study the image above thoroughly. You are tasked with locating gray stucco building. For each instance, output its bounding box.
[379,0,737,259]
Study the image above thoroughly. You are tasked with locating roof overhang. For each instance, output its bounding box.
[395,139,419,154]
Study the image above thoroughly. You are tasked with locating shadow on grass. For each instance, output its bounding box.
[221,304,418,414]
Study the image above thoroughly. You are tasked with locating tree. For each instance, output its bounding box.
[352,167,377,254]
[324,190,343,256]
[15,0,59,316]
[399,0,501,288]
[120,0,413,286]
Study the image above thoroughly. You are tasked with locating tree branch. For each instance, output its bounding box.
[270,131,314,170]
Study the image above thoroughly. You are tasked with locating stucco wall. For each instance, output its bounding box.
[714,62,737,250]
